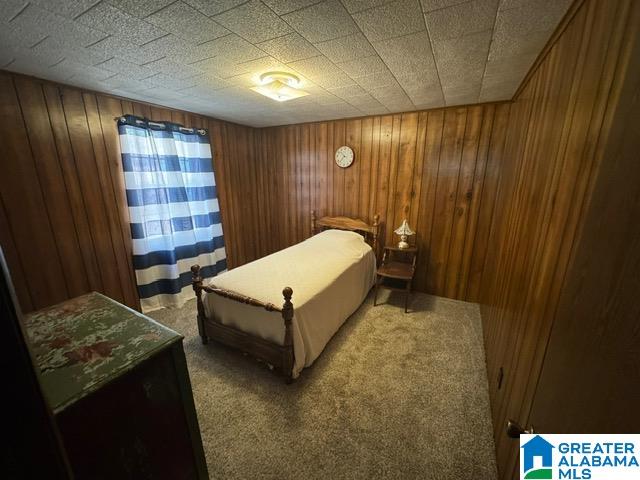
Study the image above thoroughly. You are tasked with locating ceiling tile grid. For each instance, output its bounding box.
[0,0,573,127]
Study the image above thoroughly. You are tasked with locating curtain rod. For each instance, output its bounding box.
[115,116,207,135]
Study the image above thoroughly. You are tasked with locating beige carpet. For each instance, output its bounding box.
[149,290,497,480]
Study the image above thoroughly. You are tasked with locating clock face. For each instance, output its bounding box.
[335,146,354,168]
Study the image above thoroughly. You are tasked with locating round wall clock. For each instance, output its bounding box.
[335,145,354,168]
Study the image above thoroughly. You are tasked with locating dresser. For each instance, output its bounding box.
[24,292,208,480]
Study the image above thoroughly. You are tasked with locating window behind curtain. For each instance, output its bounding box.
[117,115,226,312]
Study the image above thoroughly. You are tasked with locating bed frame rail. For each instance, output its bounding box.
[190,265,295,382]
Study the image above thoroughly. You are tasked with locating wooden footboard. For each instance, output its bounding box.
[190,265,295,383]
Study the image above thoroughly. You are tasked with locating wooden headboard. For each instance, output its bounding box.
[311,210,380,255]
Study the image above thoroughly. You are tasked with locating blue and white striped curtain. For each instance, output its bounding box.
[117,115,226,312]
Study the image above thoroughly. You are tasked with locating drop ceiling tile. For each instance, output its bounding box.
[256,33,320,63]
[146,72,202,90]
[1,44,59,69]
[352,0,425,42]
[107,0,174,18]
[76,2,167,45]
[311,72,356,89]
[492,0,572,40]
[324,101,363,116]
[261,0,320,15]
[442,82,480,97]
[197,34,266,64]
[478,79,518,102]
[140,85,188,101]
[432,30,491,89]
[48,23,109,49]
[238,55,290,70]
[314,32,376,63]
[30,0,100,19]
[0,19,49,50]
[0,50,15,67]
[353,69,398,90]
[191,56,256,78]
[412,91,445,109]
[9,3,107,47]
[3,53,69,81]
[95,57,160,79]
[488,27,549,61]
[313,93,344,105]
[303,83,332,94]
[359,104,390,115]
[193,74,232,90]
[379,95,414,111]
[420,0,468,12]
[424,0,498,41]
[58,76,97,91]
[341,0,391,14]
[88,34,180,65]
[0,0,568,126]
[183,0,248,16]
[146,2,229,44]
[283,0,358,43]
[139,34,212,64]
[443,88,480,105]
[81,35,137,64]
[1,0,29,22]
[369,83,410,101]
[480,60,535,100]
[179,81,232,99]
[52,58,115,81]
[98,74,150,92]
[287,55,355,89]
[30,36,105,66]
[499,0,572,13]
[141,57,204,79]
[213,0,291,43]
[373,30,439,83]
[327,83,367,99]
[336,55,388,78]
[346,93,384,108]
[395,74,443,105]
[482,54,534,83]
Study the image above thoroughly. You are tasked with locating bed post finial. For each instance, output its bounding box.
[282,287,294,383]
[373,214,380,259]
[311,210,316,236]
[191,264,208,344]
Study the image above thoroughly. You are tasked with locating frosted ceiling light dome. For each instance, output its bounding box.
[250,71,309,102]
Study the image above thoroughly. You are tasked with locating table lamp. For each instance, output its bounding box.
[394,219,415,249]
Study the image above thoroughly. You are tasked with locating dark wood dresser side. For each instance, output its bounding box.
[25,292,208,480]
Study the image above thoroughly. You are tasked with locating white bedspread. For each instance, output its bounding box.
[203,229,376,377]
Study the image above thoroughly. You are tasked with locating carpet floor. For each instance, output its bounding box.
[149,290,498,480]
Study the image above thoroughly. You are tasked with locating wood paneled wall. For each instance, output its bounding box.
[0,70,510,312]
[0,71,260,313]
[256,103,511,300]
[529,3,640,434]
[476,0,638,477]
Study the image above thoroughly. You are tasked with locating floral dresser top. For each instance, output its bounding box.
[24,292,182,414]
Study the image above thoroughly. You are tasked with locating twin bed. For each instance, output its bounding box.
[191,213,379,382]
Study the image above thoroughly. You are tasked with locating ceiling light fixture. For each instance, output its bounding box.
[250,71,309,102]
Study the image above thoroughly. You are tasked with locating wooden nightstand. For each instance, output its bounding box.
[374,246,418,313]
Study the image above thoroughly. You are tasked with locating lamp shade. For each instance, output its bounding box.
[394,219,415,236]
